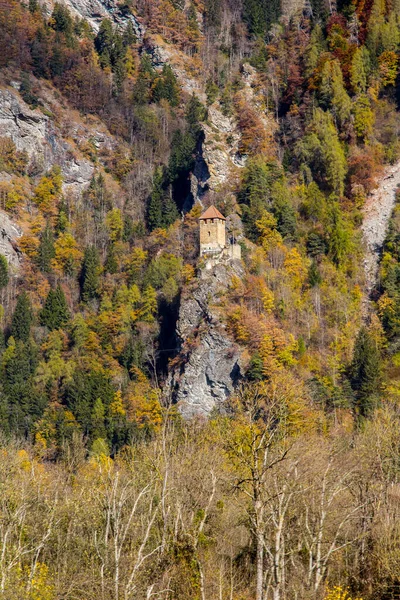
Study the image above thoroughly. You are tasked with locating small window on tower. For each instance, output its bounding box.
[208,231,211,236]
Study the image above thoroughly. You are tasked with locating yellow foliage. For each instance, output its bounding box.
[284,247,308,289]
[19,233,40,258]
[126,374,162,431]
[106,207,123,241]
[33,167,63,216]
[324,585,362,600]
[256,212,283,253]
[52,232,83,276]
[182,263,195,284]
[17,449,31,471]
[228,307,250,344]
[260,281,275,313]
[110,389,126,418]
[377,292,395,318]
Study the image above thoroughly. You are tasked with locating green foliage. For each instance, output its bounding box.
[153,65,180,107]
[350,327,381,417]
[145,253,182,290]
[0,255,9,289]
[270,182,297,240]
[243,0,280,37]
[319,59,351,127]
[95,19,114,68]
[168,130,196,183]
[351,47,370,93]
[11,292,32,343]
[80,246,100,302]
[40,285,70,331]
[132,54,156,104]
[296,109,347,196]
[51,3,74,36]
[239,156,283,239]
[147,167,179,231]
[185,94,207,139]
[308,259,322,287]
[326,203,352,267]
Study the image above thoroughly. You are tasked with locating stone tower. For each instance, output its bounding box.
[199,205,226,256]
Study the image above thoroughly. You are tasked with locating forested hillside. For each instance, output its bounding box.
[1,0,400,597]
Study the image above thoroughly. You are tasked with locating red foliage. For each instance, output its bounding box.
[355,0,375,43]
[347,148,384,196]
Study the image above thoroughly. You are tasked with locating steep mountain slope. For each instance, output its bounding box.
[362,162,400,296]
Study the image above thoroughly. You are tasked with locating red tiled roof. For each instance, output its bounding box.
[199,205,226,220]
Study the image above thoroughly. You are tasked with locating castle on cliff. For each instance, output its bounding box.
[199,206,241,260]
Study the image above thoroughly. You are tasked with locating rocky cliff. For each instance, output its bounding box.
[166,259,244,417]
[41,0,144,36]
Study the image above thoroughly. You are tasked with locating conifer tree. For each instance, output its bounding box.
[153,65,180,107]
[0,255,9,289]
[51,3,73,35]
[40,285,69,331]
[163,195,179,228]
[11,292,32,342]
[80,246,100,302]
[147,167,165,231]
[95,19,114,68]
[104,244,118,274]
[350,327,382,417]
[123,22,136,46]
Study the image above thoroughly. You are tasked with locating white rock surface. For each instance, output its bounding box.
[361,162,400,295]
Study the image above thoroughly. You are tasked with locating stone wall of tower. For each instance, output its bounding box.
[200,218,226,255]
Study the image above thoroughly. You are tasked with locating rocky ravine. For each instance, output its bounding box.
[361,161,400,296]
[166,260,243,417]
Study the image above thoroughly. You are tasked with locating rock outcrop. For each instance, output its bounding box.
[41,0,144,36]
[166,260,243,417]
[362,162,400,298]
[0,86,95,195]
[0,210,22,272]
[0,88,48,162]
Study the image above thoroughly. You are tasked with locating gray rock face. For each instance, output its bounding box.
[0,210,22,273]
[0,87,94,195]
[166,261,243,417]
[41,0,144,36]
[0,89,48,161]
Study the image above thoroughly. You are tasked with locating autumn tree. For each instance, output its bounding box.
[40,285,70,331]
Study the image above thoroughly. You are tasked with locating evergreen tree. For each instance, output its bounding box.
[185,93,207,139]
[51,3,73,35]
[308,260,322,287]
[123,22,136,46]
[327,203,351,266]
[49,41,64,78]
[271,181,297,240]
[0,255,9,289]
[56,199,69,233]
[104,244,118,274]
[37,224,55,273]
[204,0,221,28]
[147,167,165,231]
[29,0,39,13]
[163,195,179,228]
[91,397,106,440]
[132,54,155,104]
[153,65,180,107]
[350,327,382,417]
[243,0,280,37]
[40,285,70,331]
[80,246,100,302]
[11,292,32,342]
[168,130,196,183]
[95,19,114,68]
